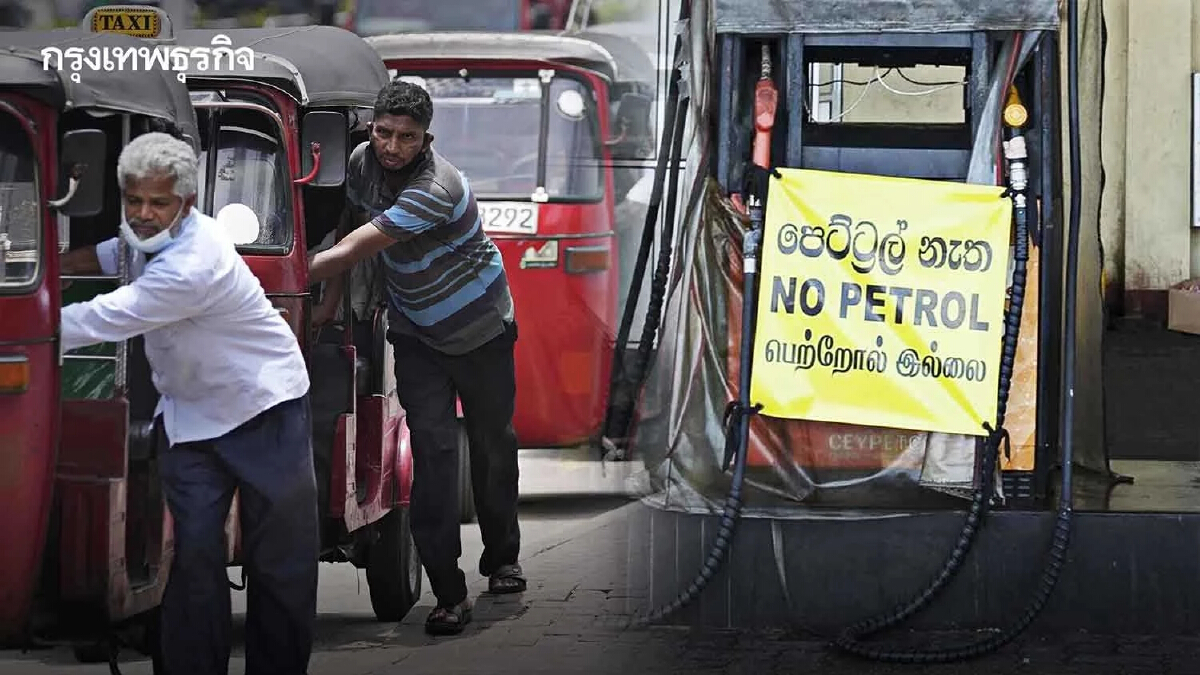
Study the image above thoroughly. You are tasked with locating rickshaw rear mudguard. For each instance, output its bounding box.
[56,398,173,623]
[330,345,412,534]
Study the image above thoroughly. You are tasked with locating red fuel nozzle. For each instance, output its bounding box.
[732,45,779,215]
[752,44,778,170]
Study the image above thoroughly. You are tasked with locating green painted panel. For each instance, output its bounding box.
[61,280,118,400]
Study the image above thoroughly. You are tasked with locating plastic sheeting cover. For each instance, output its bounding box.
[712,0,1061,34]
[631,179,975,517]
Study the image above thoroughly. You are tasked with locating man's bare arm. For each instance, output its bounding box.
[60,246,102,276]
[311,208,356,325]
[309,179,454,285]
[309,223,395,285]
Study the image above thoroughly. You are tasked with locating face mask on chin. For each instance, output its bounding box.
[119,201,187,254]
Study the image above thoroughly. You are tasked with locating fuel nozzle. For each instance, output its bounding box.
[732,44,778,214]
[1002,86,1028,200]
[1003,85,1028,129]
[752,44,778,171]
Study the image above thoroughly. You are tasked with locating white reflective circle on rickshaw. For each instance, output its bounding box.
[556,89,586,120]
[215,203,261,245]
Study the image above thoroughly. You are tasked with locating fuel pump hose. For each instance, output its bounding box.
[626,42,776,628]
[831,0,1081,660]
[629,194,765,628]
[601,0,689,450]
[824,31,1030,648]
[832,156,1028,659]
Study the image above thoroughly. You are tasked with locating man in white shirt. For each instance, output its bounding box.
[58,132,318,675]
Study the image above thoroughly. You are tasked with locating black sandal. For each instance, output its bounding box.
[425,599,472,636]
[487,563,527,594]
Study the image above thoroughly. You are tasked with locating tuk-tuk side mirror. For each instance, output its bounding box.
[49,129,106,218]
[609,92,654,161]
[298,111,346,187]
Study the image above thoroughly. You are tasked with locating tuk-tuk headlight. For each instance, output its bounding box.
[556,90,586,121]
[0,354,29,394]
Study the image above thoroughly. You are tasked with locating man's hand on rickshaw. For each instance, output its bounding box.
[311,299,338,327]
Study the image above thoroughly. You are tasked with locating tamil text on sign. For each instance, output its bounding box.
[748,168,1013,437]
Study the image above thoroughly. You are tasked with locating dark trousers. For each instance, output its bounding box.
[159,394,320,675]
[389,322,521,608]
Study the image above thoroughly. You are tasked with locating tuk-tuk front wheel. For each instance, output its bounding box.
[457,421,477,524]
[365,506,422,622]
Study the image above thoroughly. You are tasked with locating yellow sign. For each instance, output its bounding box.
[748,168,1013,437]
[85,6,166,39]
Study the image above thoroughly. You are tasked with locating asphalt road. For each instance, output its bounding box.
[4,455,1200,674]
[0,453,641,675]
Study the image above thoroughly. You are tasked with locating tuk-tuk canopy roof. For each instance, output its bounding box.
[0,29,198,138]
[174,27,389,108]
[569,29,656,88]
[712,0,1060,33]
[366,31,624,84]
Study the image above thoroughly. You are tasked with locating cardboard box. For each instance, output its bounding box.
[1168,280,1200,335]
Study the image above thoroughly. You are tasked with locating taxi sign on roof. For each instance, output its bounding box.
[82,5,172,40]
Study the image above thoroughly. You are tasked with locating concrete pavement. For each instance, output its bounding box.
[3,484,1200,673]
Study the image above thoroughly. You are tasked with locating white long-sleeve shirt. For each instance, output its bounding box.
[61,207,310,446]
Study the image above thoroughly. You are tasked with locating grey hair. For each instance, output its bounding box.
[116,132,199,198]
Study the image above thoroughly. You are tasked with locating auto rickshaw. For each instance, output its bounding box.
[133,22,422,622]
[366,31,655,519]
[340,0,576,36]
[0,26,200,666]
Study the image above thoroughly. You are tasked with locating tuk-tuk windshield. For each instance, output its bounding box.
[0,110,39,290]
[414,73,604,202]
[195,109,293,253]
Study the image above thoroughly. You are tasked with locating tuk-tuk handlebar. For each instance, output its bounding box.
[294,142,321,185]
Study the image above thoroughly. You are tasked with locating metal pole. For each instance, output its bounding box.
[114,114,132,395]
[114,235,128,395]
[0,233,9,285]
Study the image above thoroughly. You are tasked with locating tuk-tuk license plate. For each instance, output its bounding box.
[479,202,538,235]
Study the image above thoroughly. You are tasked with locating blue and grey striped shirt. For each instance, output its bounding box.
[346,142,514,355]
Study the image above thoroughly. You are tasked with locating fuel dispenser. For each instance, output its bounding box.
[612,0,1082,662]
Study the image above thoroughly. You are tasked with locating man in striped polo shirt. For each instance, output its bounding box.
[309,80,524,636]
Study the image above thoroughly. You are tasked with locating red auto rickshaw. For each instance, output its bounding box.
[366,31,656,519]
[340,0,576,36]
[152,23,422,622]
[0,26,199,666]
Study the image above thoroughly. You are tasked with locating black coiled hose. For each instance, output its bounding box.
[826,34,1027,652]
[601,0,689,448]
[628,94,689,395]
[630,195,765,629]
[832,192,1028,658]
[832,1,1082,660]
